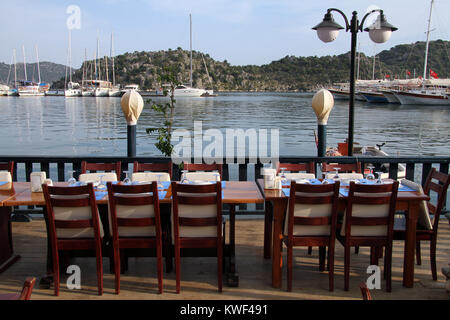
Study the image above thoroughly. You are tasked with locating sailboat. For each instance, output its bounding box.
[18,45,46,96]
[81,49,95,97]
[392,0,450,105]
[7,49,19,96]
[171,14,214,97]
[65,30,82,97]
[108,32,121,97]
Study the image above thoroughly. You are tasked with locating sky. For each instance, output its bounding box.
[0,0,449,68]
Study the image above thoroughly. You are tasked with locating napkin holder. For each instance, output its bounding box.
[0,171,12,190]
[30,172,48,193]
[261,168,277,189]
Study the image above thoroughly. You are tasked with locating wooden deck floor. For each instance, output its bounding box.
[0,217,449,300]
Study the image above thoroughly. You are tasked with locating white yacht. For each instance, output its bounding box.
[93,80,111,97]
[65,81,81,97]
[108,85,122,97]
[393,89,450,105]
[121,84,139,94]
[0,84,9,96]
[171,85,208,97]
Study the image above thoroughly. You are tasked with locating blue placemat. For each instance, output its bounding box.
[399,184,417,192]
[282,188,290,197]
[0,181,9,187]
[95,191,108,201]
[158,191,167,199]
[339,188,349,197]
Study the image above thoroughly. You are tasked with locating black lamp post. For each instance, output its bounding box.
[312,9,397,156]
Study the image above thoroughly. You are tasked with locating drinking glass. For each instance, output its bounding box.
[123,171,131,184]
[366,165,375,181]
[67,170,76,186]
[376,172,383,184]
[97,174,106,190]
[181,170,189,184]
[280,167,288,185]
[333,167,341,180]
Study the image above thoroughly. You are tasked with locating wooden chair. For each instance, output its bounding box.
[394,168,450,280]
[0,161,14,177]
[183,163,223,178]
[359,282,373,300]
[276,161,315,176]
[81,161,122,180]
[283,181,340,291]
[42,183,104,296]
[107,182,163,294]
[133,161,173,178]
[171,181,223,293]
[0,277,36,300]
[322,161,362,174]
[337,181,399,292]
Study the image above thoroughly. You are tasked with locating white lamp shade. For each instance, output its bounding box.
[312,89,334,125]
[121,90,144,125]
[368,28,392,43]
[316,28,340,43]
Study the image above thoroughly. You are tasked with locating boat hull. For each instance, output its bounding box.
[380,90,400,103]
[95,88,109,97]
[394,91,450,105]
[65,89,81,97]
[360,92,389,103]
[108,90,122,97]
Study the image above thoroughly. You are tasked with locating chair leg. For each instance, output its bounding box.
[328,244,335,292]
[308,246,312,255]
[319,246,326,272]
[175,243,181,294]
[157,240,164,294]
[96,249,103,296]
[355,246,359,254]
[287,241,293,292]
[53,251,60,296]
[217,241,223,293]
[416,241,422,265]
[344,245,350,291]
[430,239,437,281]
[385,245,392,292]
[114,246,120,294]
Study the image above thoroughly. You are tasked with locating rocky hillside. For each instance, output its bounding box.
[50,40,449,91]
[0,61,67,85]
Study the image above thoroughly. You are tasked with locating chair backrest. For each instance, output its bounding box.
[42,183,104,240]
[19,277,36,300]
[133,161,173,178]
[341,181,399,238]
[322,162,362,173]
[81,161,122,180]
[107,182,162,239]
[171,182,222,241]
[79,172,118,183]
[359,282,372,300]
[285,181,340,237]
[183,163,223,177]
[324,173,364,180]
[0,161,14,177]
[131,172,171,183]
[423,168,450,233]
[276,161,315,175]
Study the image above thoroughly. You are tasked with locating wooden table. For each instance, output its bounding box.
[0,183,33,273]
[256,179,430,289]
[2,181,264,287]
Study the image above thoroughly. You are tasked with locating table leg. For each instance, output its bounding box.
[272,199,287,288]
[225,204,238,287]
[0,207,21,273]
[403,201,419,288]
[264,201,273,259]
[39,206,53,289]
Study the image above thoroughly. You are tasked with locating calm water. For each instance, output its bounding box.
[0,92,449,157]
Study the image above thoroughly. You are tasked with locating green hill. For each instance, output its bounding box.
[51,40,450,91]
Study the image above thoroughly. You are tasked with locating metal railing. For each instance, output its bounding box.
[1,155,449,215]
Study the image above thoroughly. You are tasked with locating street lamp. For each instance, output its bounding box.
[312,89,334,157]
[121,90,144,157]
[312,9,397,156]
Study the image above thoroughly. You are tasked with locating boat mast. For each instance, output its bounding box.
[13,49,17,88]
[97,35,102,81]
[190,13,193,87]
[69,30,72,84]
[22,45,27,81]
[35,45,41,84]
[423,0,434,80]
[111,32,116,86]
[356,42,361,81]
[201,53,213,88]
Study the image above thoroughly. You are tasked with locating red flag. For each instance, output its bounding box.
[385,74,390,78]
[407,71,411,76]
[430,69,439,79]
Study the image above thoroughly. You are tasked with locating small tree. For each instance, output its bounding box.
[146,67,180,158]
